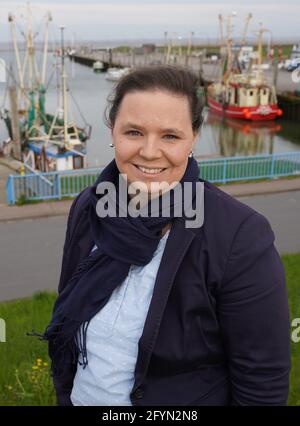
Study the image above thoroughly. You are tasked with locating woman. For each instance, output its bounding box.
[43,65,291,406]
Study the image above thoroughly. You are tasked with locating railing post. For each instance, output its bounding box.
[56,173,62,200]
[222,158,227,184]
[6,175,15,205]
[270,153,275,178]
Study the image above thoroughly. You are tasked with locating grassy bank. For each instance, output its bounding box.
[0,253,299,406]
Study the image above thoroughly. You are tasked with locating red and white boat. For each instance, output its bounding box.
[207,16,283,121]
[207,77,283,121]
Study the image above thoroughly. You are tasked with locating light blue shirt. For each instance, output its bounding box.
[70,229,170,406]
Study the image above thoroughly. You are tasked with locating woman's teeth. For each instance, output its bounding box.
[137,165,164,174]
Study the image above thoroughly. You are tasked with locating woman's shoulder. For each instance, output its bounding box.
[198,179,274,251]
[66,186,92,238]
[201,178,263,225]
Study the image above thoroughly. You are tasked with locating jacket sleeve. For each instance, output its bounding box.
[217,212,291,405]
[57,193,82,294]
[51,193,84,406]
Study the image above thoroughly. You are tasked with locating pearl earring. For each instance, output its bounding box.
[109,143,115,148]
[188,150,194,158]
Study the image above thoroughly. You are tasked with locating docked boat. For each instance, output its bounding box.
[284,43,300,71]
[207,75,282,121]
[93,60,104,73]
[105,67,131,81]
[23,26,91,172]
[207,15,282,121]
[2,5,91,172]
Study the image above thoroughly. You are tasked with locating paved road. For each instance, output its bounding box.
[238,190,300,255]
[0,191,299,302]
[0,216,66,301]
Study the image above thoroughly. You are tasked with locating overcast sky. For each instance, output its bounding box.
[0,0,299,43]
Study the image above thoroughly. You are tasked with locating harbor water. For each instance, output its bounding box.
[1,51,300,169]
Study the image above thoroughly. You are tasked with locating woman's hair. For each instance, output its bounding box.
[104,65,204,134]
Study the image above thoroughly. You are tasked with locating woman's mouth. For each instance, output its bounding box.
[133,164,167,176]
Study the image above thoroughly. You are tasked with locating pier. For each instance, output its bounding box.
[69,49,299,92]
[69,48,300,122]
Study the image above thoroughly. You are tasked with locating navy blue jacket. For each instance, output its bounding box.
[53,179,291,406]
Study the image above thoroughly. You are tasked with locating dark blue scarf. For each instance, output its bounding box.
[31,157,200,380]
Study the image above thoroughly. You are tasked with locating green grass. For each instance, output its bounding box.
[0,292,57,406]
[0,254,299,406]
[282,254,300,406]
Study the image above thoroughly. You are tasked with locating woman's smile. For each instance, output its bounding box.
[131,163,167,179]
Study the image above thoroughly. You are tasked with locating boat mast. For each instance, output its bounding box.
[8,13,26,108]
[27,2,35,92]
[240,13,252,48]
[41,12,52,86]
[218,14,224,48]
[60,26,69,148]
[227,13,233,76]
[223,12,235,83]
[256,23,270,85]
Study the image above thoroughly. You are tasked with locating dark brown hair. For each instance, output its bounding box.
[104,65,204,134]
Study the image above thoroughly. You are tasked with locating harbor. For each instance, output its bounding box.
[0,1,299,409]
[0,7,299,228]
[69,47,300,94]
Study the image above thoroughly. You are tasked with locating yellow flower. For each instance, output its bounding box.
[36,358,42,365]
[43,362,48,367]
[32,366,38,370]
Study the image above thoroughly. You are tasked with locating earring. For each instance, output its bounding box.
[188,150,194,158]
[109,143,115,148]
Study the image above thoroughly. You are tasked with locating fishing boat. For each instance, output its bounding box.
[2,4,91,172]
[207,14,282,121]
[24,25,91,172]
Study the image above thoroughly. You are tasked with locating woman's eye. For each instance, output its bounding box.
[163,134,178,140]
[126,130,141,136]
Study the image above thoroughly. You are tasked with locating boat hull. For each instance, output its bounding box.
[208,97,281,121]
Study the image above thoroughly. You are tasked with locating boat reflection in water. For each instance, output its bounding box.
[202,112,282,158]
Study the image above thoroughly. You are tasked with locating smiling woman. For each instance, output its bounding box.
[41,65,291,407]
[104,66,204,196]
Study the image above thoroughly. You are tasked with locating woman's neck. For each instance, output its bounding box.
[161,222,172,237]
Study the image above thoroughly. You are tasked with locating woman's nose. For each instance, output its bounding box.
[139,137,161,160]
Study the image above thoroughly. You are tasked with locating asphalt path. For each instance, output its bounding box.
[0,191,299,302]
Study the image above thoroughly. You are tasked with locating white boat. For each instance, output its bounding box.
[105,67,131,81]
[93,60,104,73]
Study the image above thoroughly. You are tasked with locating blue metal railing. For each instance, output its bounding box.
[6,152,300,205]
[197,151,300,184]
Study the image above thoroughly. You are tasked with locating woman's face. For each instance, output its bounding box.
[111,90,198,195]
